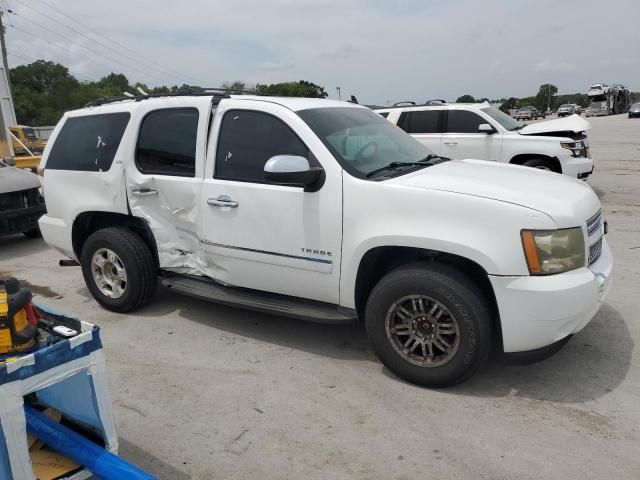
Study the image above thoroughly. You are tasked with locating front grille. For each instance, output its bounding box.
[589,237,603,265]
[0,188,40,212]
[586,210,602,237]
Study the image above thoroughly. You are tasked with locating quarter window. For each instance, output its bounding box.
[215,110,309,183]
[445,110,485,133]
[46,113,130,172]
[136,108,199,177]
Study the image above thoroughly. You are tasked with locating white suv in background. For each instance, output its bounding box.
[376,103,593,179]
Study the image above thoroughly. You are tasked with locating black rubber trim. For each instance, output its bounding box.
[503,335,572,365]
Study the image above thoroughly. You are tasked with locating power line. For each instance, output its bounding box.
[29,0,204,85]
[8,22,148,82]
[8,9,172,85]
[6,49,96,82]
[12,0,194,86]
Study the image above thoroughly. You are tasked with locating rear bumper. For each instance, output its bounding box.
[490,237,613,353]
[0,205,45,235]
[38,214,75,258]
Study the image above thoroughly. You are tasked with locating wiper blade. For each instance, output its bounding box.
[419,154,450,162]
[366,161,428,178]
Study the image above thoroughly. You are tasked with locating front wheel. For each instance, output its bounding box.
[365,263,493,387]
[81,227,157,312]
[522,157,554,171]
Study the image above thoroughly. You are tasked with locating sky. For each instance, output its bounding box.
[4,0,640,105]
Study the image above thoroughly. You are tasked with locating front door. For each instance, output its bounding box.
[200,100,343,304]
[440,109,502,161]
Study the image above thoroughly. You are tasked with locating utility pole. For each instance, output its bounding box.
[335,86,341,100]
[547,83,551,113]
[0,8,15,157]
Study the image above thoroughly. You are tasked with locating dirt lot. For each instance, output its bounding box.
[1,114,639,479]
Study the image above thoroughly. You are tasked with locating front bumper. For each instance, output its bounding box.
[0,205,45,236]
[559,152,593,179]
[489,236,613,353]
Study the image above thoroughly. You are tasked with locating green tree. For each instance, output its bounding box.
[255,80,328,98]
[456,94,475,103]
[499,97,518,113]
[222,80,252,94]
[535,83,558,111]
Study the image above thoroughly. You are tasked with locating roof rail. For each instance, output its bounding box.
[85,87,232,107]
[392,101,417,107]
[424,99,447,105]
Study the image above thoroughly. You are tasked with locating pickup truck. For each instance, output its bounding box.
[38,92,612,387]
[514,106,544,120]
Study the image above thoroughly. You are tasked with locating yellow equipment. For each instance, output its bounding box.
[0,277,38,355]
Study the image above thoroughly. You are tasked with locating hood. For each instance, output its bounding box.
[519,114,590,135]
[389,159,600,227]
[0,164,41,193]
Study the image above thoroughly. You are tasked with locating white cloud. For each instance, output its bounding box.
[259,59,295,71]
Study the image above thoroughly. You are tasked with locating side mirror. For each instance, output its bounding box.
[2,156,16,167]
[478,123,495,134]
[264,155,324,192]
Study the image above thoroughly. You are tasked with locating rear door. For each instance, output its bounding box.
[124,99,211,272]
[440,109,502,161]
[396,109,443,155]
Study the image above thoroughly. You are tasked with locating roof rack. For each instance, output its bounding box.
[85,87,232,107]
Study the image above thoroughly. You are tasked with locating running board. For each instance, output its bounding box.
[160,275,357,324]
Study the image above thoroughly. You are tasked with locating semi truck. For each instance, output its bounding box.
[587,83,631,116]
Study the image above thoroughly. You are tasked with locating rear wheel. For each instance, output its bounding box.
[365,263,493,387]
[81,227,157,312]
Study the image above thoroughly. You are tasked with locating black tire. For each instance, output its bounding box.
[81,227,157,313]
[522,157,554,171]
[23,227,41,239]
[365,262,492,387]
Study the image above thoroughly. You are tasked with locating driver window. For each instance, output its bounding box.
[215,110,309,183]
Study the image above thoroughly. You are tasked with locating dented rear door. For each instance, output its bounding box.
[124,98,211,274]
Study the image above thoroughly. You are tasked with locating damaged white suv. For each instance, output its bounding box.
[39,92,612,387]
[376,103,594,179]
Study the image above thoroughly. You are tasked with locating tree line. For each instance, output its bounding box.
[9,60,328,126]
[8,60,640,126]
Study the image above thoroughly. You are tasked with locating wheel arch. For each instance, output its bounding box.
[509,153,562,173]
[353,245,502,349]
[72,211,159,271]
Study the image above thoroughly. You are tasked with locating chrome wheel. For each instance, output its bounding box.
[91,248,127,299]
[385,295,460,367]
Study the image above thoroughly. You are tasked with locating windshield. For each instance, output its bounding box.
[481,106,520,131]
[297,107,435,179]
[632,103,640,109]
[23,128,36,139]
[559,104,572,108]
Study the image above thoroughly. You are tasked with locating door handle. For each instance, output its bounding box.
[443,140,458,145]
[131,188,158,196]
[208,195,239,208]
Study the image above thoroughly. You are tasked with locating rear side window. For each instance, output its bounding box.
[397,111,441,134]
[46,113,130,172]
[215,110,309,183]
[136,108,199,177]
[445,110,485,133]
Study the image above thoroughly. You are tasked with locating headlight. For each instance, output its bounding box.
[560,140,585,156]
[521,228,585,275]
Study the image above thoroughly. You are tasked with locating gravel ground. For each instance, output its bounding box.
[1,113,639,479]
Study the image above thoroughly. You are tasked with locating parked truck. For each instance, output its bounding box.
[587,83,631,116]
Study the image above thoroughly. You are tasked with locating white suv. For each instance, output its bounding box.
[38,92,611,387]
[376,103,593,179]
